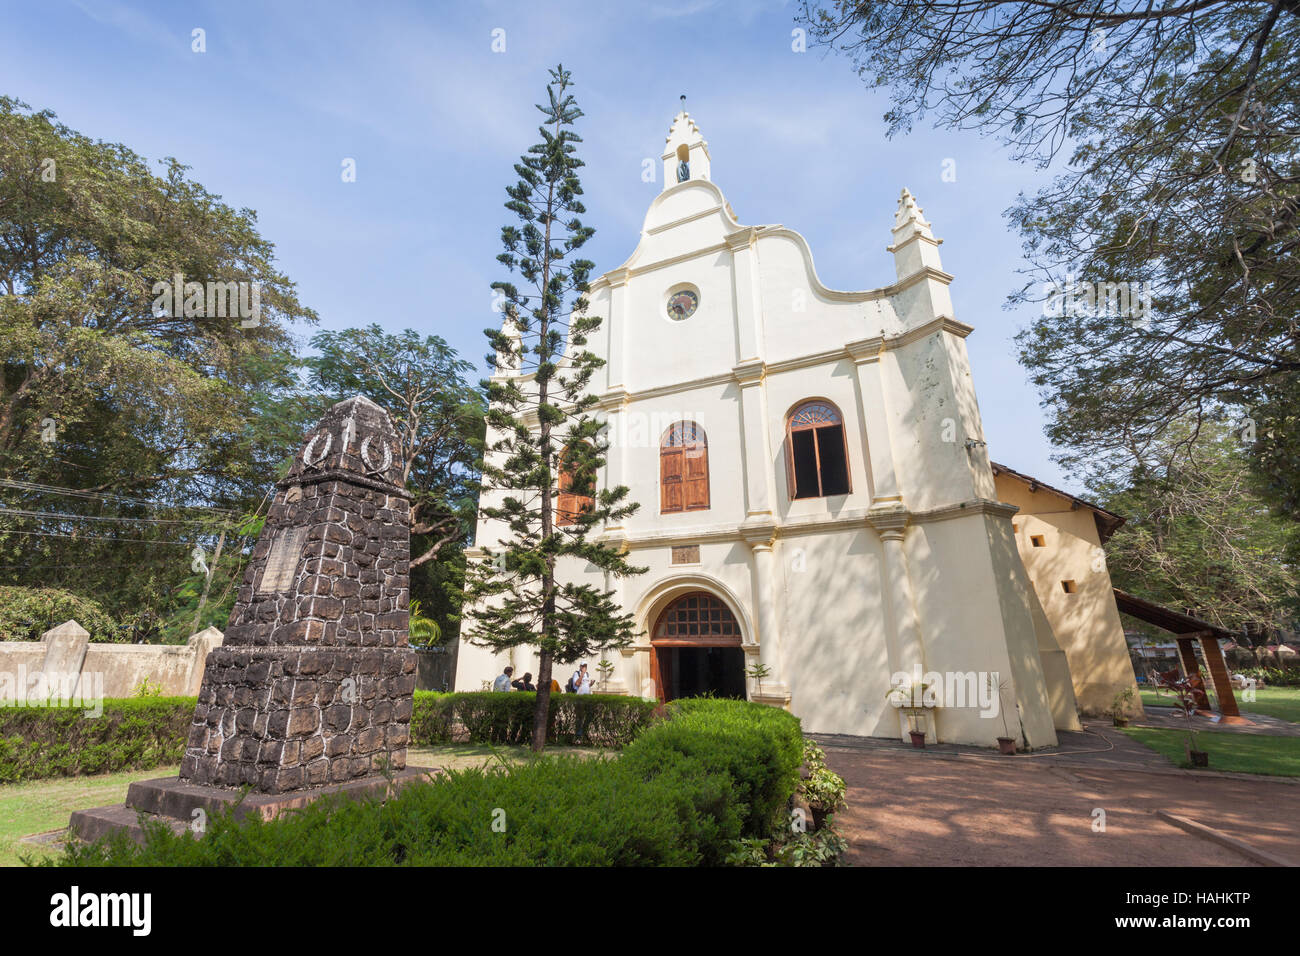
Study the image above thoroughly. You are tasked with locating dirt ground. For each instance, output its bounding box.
[823,745,1300,867]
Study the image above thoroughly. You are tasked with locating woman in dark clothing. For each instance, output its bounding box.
[511,672,536,692]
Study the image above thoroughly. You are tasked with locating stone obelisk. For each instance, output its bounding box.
[70,397,429,843]
[180,395,417,792]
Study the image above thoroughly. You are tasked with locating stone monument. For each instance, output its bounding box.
[70,396,432,843]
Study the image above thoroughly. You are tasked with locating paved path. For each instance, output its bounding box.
[817,732,1300,867]
[1137,704,1300,737]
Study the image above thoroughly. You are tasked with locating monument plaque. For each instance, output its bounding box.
[258,526,308,594]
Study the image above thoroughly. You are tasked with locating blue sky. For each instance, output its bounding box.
[1,0,1077,489]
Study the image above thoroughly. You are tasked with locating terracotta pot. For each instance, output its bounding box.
[997,736,1016,755]
[909,730,927,749]
[1187,748,1210,768]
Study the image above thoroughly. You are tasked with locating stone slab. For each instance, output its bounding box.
[68,804,190,847]
[127,765,438,822]
[70,765,438,847]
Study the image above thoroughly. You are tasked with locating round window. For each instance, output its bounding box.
[666,288,699,321]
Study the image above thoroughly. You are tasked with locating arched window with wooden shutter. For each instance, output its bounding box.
[660,421,709,514]
[556,444,595,527]
[786,400,852,499]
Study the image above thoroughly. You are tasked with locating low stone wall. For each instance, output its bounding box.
[0,621,223,701]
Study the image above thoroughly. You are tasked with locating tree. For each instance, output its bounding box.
[0,97,317,632]
[1093,417,1299,642]
[306,324,484,572]
[460,65,644,753]
[799,2,1300,512]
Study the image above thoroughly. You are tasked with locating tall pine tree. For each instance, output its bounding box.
[462,66,643,753]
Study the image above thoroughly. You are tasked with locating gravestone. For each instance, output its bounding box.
[70,397,430,844]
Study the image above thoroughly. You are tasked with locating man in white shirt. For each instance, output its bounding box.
[492,666,514,692]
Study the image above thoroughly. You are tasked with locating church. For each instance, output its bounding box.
[455,109,1139,749]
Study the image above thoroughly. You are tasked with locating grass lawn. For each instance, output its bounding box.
[0,763,180,868]
[0,742,604,867]
[1120,727,1300,777]
[1140,685,1300,724]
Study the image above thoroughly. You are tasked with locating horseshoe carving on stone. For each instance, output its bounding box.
[359,435,393,475]
[302,430,333,468]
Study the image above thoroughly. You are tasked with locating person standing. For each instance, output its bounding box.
[512,672,536,692]
[492,665,514,692]
[566,662,588,693]
[573,662,592,745]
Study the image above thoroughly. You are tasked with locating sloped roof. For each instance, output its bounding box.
[1112,587,1233,639]
[991,461,1125,544]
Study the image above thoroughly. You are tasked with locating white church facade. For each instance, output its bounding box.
[456,110,1102,749]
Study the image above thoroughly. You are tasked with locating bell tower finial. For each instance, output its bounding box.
[661,101,710,192]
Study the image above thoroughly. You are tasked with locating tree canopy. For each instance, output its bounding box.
[800,2,1300,511]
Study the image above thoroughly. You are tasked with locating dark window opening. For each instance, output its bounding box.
[788,401,852,499]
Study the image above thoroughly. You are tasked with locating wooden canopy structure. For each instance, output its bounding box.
[1113,588,1245,723]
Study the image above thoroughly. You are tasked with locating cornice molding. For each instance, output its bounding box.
[608,497,1020,550]
[645,205,727,236]
[732,358,765,387]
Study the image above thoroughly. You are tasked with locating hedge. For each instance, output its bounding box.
[410,690,657,748]
[54,698,806,867]
[0,697,195,783]
[1,691,655,784]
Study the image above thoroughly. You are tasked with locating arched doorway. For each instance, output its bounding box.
[650,591,746,701]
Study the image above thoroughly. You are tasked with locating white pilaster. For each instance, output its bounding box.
[869,507,928,740]
[605,269,630,391]
[734,359,777,520]
[726,229,763,364]
[846,338,903,506]
[743,525,790,706]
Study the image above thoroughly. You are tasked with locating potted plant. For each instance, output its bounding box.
[987,674,1017,755]
[746,660,772,698]
[1169,678,1209,767]
[885,680,934,748]
[1109,686,1135,727]
[596,659,614,692]
[798,740,847,831]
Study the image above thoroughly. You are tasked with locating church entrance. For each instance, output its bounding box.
[650,591,746,701]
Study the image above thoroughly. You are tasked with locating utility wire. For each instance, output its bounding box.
[0,478,238,514]
[0,529,194,545]
[0,507,221,526]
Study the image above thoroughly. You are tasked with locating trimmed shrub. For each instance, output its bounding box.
[410,690,657,748]
[0,696,195,783]
[621,697,804,840]
[54,698,802,867]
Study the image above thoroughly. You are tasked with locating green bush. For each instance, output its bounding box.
[0,697,195,783]
[0,586,123,643]
[54,698,803,867]
[1236,664,1300,688]
[410,690,657,748]
[621,697,804,840]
